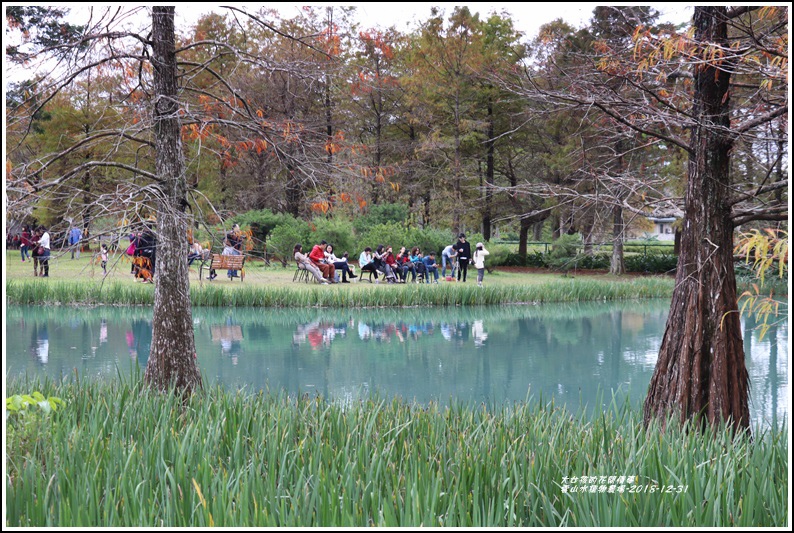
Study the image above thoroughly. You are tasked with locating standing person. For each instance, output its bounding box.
[441,243,457,279]
[31,229,42,276]
[20,225,31,262]
[127,232,139,273]
[358,247,379,281]
[309,239,336,282]
[454,233,472,283]
[473,242,490,287]
[137,226,156,277]
[100,244,109,275]
[38,226,51,277]
[294,244,329,284]
[226,224,243,278]
[422,251,440,283]
[68,225,82,259]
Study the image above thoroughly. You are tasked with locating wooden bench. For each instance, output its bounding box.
[200,253,246,281]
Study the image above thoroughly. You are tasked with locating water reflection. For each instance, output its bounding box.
[29,322,49,364]
[5,302,788,430]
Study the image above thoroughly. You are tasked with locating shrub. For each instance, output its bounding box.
[624,253,678,274]
[352,203,410,234]
[547,234,582,270]
[481,244,513,268]
[309,217,356,257]
[358,222,408,254]
[406,227,461,256]
[268,218,312,265]
[6,391,66,464]
[231,209,288,244]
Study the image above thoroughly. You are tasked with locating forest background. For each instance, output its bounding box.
[6,4,715,268]
[3,5,788,428]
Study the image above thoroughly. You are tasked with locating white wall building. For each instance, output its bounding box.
[646,217,677,241]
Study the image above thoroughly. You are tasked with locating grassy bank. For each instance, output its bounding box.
[5,276,674,307]
[6,376,787,527]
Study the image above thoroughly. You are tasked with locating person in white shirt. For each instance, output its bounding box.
[441,244,457,279]
[472,242,490,287]
[358,247,379,281]
[38,226,51,277]
[325,244,357,283]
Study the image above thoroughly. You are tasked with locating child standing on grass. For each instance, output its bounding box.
[100,244,109,275]
[473,242,490,287]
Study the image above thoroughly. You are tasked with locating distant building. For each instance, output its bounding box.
[646,216,677,241]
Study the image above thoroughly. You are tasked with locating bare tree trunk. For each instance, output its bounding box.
[144,6,202,394]
[643,6,748,432]
[482,102,495,241]
[581,211,595,255]
[551,214,560,239]
[609,205,625,275]
[286,165,301,217]
[533,222,543,241]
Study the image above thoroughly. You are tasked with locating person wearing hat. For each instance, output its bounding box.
[454,233,472,282]
[472,242,490,287]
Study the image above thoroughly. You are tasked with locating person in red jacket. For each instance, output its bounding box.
[309,239,336,282]
[384,246,403,283]
[20,225,32,262]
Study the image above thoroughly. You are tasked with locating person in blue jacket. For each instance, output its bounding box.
[422,251,440,283]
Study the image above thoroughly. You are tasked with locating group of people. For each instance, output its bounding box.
[294,233,490,287]
[442,233,490,286]
[358,245,438,284]
[127,227,157,282]
[18,225,52,278]
[294,240,359,284]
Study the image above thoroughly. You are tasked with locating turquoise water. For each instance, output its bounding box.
[5,301,788,429]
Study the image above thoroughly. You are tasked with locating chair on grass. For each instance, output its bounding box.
[293,262,311,283]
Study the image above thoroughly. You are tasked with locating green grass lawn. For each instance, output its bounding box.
[5,249,654,289]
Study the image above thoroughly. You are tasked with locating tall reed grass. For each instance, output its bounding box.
[5,277,674,307]
[6,375,787,527]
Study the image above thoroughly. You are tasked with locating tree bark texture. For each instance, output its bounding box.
[144,6,202,394]
[609,205,625,275]
[643,7,749,431]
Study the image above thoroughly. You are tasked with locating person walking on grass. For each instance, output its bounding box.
[20,225,32,262]
[31,229,42,276]
[69,225,82,260]
[473,242,490,287]
[100,244,109,275]
[38,226,51,277]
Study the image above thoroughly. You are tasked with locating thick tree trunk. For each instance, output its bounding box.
[518,217,531,258]
[643,6,748,432]
[144,6,202,394]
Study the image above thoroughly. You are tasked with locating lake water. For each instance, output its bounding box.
[5,301,788,430]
